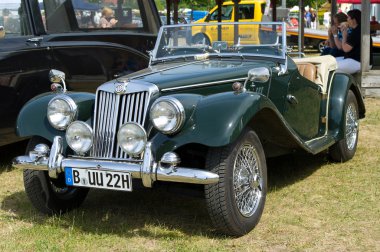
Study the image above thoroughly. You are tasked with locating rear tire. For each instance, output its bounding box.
[23,136,88,215]
[205,129,267,237]
[329,90,359,162]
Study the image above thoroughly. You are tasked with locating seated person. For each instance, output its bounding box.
[370,16,379,25]
[99,7,118,28]
[336,9,373,74]
[321,12,347,57]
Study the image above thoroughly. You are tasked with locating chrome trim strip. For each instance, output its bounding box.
[97,79,159,94]
[161,77,247,92]
[325,71,335,135]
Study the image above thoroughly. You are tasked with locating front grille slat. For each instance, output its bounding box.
[91,90,150,159]
[141,92,149,126]
[135,93,140,123]
[95,92,105,156]
[128,94,135,123]
[115,95,127,158]
[101,92,110,157]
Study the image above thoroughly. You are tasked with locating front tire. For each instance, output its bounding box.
[205,129,267,236]
[317,40,325,53]
[23,136,89,215]
[192,33,211,45]
[329,90,359,162]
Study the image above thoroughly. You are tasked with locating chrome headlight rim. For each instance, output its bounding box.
[66,121,93,155]
[150,97,185,134]
[117,122,147,156]
[47,95,78,131]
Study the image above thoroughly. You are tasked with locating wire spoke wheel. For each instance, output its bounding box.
[233,144,262,217]
[205,129,267,236]
[345,103,358,151]
[329,90,360,162]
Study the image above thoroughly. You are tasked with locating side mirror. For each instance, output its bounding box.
[0,26,5,39]
[49,69,65,83]
[49,69,67,92]
[248,67,270,83]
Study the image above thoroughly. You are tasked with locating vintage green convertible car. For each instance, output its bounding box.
[13,22,365,236]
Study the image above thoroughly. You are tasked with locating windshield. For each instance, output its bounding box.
[151,22,286,63]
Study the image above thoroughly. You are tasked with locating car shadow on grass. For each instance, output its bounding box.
[267,151,330,192]
[0,140,28,174]
[1,151,330,238]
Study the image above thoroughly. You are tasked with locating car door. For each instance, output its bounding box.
[283,66,323,141]
[198,4,233,43]
[0,0,53,146]
[236,4,260,45]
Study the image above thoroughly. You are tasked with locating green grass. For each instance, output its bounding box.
[0,99,379,251]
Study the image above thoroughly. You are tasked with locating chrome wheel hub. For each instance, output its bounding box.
[346,103,358,151]
[233,144,262,218]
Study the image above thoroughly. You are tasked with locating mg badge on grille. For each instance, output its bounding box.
[115,82,127,94]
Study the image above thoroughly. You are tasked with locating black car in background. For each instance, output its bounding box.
[0,0,160,146]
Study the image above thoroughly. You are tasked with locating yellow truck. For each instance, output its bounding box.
[192,0,267,45]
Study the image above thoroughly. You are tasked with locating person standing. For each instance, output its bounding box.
[310,9,317,29]
[305,8,312,28]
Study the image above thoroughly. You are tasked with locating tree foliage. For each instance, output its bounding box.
[155,0,329,11]
[277,0,327,9]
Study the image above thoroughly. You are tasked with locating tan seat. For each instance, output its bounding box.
[296,62,317,83]
[292,55,338,94]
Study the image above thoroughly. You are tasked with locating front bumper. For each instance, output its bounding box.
[13,136,219,188]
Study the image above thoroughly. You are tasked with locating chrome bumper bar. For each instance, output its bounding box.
[12,136,219,188]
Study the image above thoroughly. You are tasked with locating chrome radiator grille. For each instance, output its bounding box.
[91,90,150,159]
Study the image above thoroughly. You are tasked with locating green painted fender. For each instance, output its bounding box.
[150,91,277,159]
[328,73,365,141]
[16,92,95,143]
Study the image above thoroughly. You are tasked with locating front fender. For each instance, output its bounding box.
[16,92,95,143]
[328,73,365,140]
[151,91,276,159]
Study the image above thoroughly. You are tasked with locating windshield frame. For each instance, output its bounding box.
[150,21,287,64]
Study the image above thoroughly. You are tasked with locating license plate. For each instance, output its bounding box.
[65,167,132,191]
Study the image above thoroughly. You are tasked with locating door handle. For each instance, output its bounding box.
[287,94,298,105]
[26,37,43,45]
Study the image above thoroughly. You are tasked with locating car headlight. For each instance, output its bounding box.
[117,123,147,156]
[66,121,93,155]
[47,95,77,130]
[150,97,185,134]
